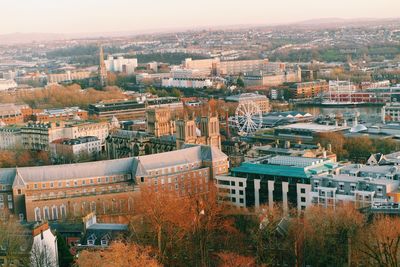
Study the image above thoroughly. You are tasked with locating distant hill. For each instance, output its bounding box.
[0,33,65,44]
[287,17,400,28]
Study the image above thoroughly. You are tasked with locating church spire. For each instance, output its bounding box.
[98,45,107,87]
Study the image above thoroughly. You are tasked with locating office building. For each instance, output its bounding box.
[88,97,182,120]
[50,136,102,159]
[47,71,91,84]
[105,55,138,75]
[33,107,88,123]
[225,93,270,113]
[216,155,338,211]
[290,80,329,99]
[310,174,399,209]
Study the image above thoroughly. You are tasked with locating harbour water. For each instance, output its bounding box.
[296,105,383,124]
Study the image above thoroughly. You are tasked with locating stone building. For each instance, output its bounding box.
[176,113,221,150]
[146,107,175,137]
[4,145,228,222]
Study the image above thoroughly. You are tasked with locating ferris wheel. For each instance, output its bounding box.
[235,101,263,136]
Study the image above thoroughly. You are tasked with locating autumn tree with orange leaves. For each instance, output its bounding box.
[76,241,161,267]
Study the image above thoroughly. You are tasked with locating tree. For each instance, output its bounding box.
[30,243,57,267]
[171,88,182,98]
[315,132,348,160]
[76,242,161,267]
[217,252,256,267]
[56,232,73,267]
[344,136,374,163]
[236,77,245,88]
[0,214,30,266]
[299,205,364,267]
[357,216,400,266]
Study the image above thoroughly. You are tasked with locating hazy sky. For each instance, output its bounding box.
[1,0,399,34]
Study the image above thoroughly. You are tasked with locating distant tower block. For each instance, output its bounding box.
[98,45,108,87]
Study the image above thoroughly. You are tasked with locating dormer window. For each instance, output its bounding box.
[87,240,95,246]
[101,239,108,247]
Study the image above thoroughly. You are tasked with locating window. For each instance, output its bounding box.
[231,189,236,194]
[17,189,21,195]
[0,195,3,202]
[43,207,50,220]
[7,203,12,209]
[231,197,236,202]
[35,207,41,221]
[230,181,235,186]
[66,182,70,187]
[140,177,144,183]
[50,182,54,188]
[74,180,78,187]
[7,195,12,201]
[90,179,94,184]
[239,182,243,187]
[87,240,94,246]
[301,197,306,202]
[101,239,108,247]
[105,177,109,182]
[239,190,244,195]
[34,184,38,189]
[300,188,306,194]
[350,184,356,192]
[239,198,244,204]
[97,178,101,183]
[42,183,46,189]
[58,182,62,187]
[82,180,86,185]
[60,205,67,219]
[52,206,58,220]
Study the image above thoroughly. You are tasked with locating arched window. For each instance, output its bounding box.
[52,205,58,220]
[34,207,41,221]
[43,206,50,221]
[60,204,67,219]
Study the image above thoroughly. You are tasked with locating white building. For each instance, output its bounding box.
[0,127,21,150]
[50,136,102,158]
[162,77,212,89]
[0,79,17,91]
[105,55,138,75]
[30,222,58,267]
[310,174,399,209]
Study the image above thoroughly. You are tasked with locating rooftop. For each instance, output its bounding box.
[278,122,349,133]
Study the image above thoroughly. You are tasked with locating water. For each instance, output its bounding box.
[296,105,383,124]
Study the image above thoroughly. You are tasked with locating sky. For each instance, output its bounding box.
[1,0,400,34]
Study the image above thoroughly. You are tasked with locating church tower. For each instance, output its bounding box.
[176,114,198,149]
[98,45,107,87]
[200,112,221,149]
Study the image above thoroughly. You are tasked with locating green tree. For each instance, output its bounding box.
[236,77,245,88]
[56,232,73,267]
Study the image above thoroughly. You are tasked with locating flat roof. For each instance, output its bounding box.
[278,122,349,132]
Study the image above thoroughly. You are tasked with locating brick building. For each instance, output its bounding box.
[3,145,228,222]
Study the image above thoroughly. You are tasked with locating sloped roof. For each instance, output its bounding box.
[13,158,135,185]
[0,168,16,185]
[135,146,203,176]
